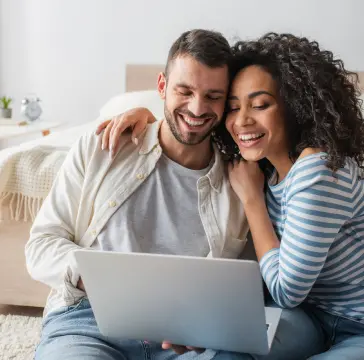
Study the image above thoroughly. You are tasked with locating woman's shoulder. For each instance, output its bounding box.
[297,147,323,160]
[286,148,356,193]
[290,149,332,177]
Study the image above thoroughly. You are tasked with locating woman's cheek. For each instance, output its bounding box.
[225,115,235,136]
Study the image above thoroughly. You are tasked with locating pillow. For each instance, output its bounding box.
[98,90,164,121]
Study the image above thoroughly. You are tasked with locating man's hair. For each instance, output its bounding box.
[165,29,232,78]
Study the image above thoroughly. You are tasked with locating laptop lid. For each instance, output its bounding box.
[75,250,273,355]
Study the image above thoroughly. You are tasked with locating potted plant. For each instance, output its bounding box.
[1,96,12,118]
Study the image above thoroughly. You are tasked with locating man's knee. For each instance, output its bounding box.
[35,299,123,360]
[35,335,123,360]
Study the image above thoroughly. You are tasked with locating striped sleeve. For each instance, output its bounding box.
[260,157,354,308]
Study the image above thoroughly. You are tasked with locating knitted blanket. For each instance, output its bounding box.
[0,146,68,222]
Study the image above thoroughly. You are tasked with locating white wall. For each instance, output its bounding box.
[0,0,363,126]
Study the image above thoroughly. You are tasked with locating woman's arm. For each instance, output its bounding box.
[229,157,353,308]
[228,159,280,260]
[261,166,353,308]
[243,198,280,261]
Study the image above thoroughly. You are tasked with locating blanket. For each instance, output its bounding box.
[0,119,104,223]
[0,146,68,222]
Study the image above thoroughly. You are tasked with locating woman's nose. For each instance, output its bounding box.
[235,109,255,127]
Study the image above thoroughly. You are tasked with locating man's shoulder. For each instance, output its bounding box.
[77,128,134,156]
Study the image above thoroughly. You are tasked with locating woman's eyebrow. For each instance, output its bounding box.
[228,91,275,101]
[248,90,275,99]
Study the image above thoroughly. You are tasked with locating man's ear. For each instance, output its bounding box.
[157,72,167,100]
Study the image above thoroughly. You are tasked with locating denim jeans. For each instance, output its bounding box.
[302,303,364,360]
[35,298,324,360]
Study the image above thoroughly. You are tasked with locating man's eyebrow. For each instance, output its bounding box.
[175,83,225,94]
[228,95,239,100]
[175,83,193,90]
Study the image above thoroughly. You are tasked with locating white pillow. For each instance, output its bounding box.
[98,90,164,121]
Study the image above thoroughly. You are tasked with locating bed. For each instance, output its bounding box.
[0,66,363,307]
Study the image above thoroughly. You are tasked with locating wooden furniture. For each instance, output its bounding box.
[1,220,49,307]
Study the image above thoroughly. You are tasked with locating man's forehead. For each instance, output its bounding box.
[168,55,229,91]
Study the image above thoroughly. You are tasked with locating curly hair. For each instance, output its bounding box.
[213,32,364,173]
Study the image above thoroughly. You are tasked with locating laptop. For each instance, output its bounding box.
[75,250,282,355]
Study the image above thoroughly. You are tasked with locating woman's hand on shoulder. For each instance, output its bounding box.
[228,159,265,205]
[96,107,157,156]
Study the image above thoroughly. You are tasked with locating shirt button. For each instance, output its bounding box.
[154,147,161,156]
[136,173,145,180]
[91,229,97,236]
[108,200,117,207]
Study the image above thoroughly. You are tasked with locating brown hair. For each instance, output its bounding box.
[165,29,232,78]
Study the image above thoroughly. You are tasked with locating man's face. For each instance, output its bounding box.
[158,55,229,145]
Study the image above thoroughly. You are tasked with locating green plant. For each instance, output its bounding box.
[0,96,12,109]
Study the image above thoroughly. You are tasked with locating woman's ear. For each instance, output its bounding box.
[157,72,167,100]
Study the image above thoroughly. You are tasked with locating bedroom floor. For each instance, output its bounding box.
[0,304,43,317]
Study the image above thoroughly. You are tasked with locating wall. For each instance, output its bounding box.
[0,0,363,126]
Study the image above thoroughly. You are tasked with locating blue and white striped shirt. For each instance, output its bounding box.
[261,153,364,323]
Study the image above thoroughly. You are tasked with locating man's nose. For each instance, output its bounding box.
[188,96,208,118]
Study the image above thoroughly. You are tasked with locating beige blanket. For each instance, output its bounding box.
[0,146,67,222]
[0,119,104,223]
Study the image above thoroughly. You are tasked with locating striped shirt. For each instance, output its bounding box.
[261,152,364,323]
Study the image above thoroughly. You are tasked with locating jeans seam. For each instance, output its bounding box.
[42,297,87,329]
[141,340,151,360]
[329,316,340,346]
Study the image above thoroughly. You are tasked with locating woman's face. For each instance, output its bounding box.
[225,65,288,162]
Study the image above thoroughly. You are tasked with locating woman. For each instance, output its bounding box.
[97,33,364,359]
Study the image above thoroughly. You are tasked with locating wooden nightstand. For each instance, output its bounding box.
[0,119,62,150]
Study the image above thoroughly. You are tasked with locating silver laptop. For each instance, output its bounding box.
[75,250,282,355]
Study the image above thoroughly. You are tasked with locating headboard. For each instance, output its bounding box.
[359,72,364,92]
[125,64,364,93]
[126,64,164,92]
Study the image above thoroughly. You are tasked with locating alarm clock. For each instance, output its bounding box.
[21,96,43,122]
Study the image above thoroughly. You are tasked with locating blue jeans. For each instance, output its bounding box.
[35,298,324,360]
[302,304,364,359]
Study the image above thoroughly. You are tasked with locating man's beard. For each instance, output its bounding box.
[164,104,220,145]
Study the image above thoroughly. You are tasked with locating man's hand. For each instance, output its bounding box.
[77,277,86,292]
[161,341,204,355]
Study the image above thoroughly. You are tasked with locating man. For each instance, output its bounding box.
[26,29,323,360]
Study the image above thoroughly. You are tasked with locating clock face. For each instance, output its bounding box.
[25,101,42,121]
